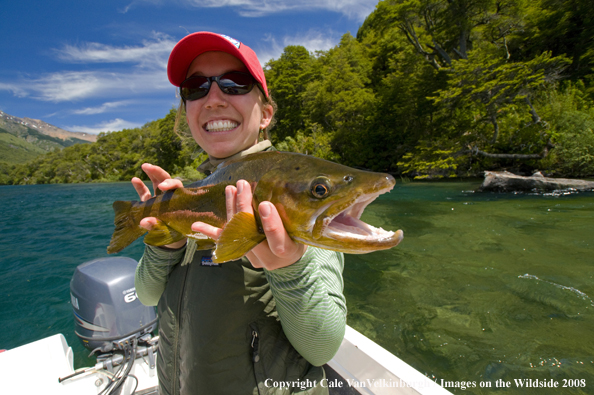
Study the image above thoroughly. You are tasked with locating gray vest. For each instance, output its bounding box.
[156,250,327,395]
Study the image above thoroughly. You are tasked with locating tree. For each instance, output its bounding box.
[515,0,594,86]
[265,46,315,142]
[151,110,186,172]
[3,110,200,185]
[538,81,594,176]
[433,51,569,153]
[398,50,570,178]
[302,34,377,167]
[366,0,526,70]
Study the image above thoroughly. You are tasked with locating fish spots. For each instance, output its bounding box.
[187,188,210,196]
[178,210,224,226]
[295,166,300,171]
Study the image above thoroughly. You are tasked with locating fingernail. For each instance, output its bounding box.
[237,181,244,194]
[260,202,271,218]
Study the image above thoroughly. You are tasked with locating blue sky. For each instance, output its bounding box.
[0,0,378,134]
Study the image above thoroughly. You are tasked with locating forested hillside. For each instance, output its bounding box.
[267,0,594,178]
[0,111,206,185]
[2,0,594,185]
[0,111,96,166]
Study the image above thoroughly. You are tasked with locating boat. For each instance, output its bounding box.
[0,257,452,395]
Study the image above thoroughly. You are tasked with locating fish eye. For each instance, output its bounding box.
[311,177,331,199]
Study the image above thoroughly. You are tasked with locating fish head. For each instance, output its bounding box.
[253,153,403,254]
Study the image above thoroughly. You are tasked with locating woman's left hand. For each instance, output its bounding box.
[190,180,307,270]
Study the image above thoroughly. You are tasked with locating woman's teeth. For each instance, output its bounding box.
[205,120,238,132]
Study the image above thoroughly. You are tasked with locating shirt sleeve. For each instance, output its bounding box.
[135,244,187,306]
[263,247,347,366]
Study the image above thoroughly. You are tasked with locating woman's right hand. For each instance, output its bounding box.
[131,163,187,249]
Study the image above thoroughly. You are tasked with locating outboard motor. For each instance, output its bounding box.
[64,257,158,395]
[70,256,157,354]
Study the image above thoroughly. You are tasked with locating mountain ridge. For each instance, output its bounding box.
[0,110,97,164]
[0,111,97,143]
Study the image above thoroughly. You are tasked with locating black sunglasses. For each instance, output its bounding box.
[180,71,259,102]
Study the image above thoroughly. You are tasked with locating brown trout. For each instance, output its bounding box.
[107,151,403,263]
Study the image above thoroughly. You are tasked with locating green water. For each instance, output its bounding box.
[1,181,593,394]
[344,181,594,394]
[0,183,147,369]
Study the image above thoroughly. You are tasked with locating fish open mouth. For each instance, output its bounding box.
[321,191,404,249]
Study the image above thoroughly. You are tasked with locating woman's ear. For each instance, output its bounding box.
[259,103,274,130]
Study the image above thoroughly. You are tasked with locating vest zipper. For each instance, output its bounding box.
[173,262,190,395]
[251,330,260,363]
[251,328,265,395]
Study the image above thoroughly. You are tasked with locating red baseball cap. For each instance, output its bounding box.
[167,32,268,98]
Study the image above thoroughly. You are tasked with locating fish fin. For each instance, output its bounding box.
[213,211,266,263]
[187,233,217,251]
[144,219,185,246]
[107,200,147,254]
[194,240,217,251]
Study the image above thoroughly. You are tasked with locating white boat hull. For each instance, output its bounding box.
[0,327,451,395]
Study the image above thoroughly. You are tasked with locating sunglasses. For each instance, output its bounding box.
[180,71,260,101]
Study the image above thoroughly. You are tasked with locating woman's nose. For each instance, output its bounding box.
[204,82,228,108]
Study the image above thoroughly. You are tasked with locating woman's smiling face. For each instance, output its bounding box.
[184,51,273,159]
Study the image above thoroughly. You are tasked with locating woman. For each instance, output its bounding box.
[132,32,347,395]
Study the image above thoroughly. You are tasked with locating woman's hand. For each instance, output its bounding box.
[191,180,307,270]
[131,163,187,249]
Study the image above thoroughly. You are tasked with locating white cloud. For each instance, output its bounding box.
[1,34,177,103]
[8,68,172,103]
[55,32,175,69]
[0,82,29,98]
[258,29,340,64]
[72,101,133,115]
[1,27,337,103]
[182,0,376,20]
[120,0,161,14]
[125,0,377,20]
[64,118,143,134]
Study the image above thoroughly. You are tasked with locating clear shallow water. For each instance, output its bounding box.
[0,181,593,393]
[345,181,594,394]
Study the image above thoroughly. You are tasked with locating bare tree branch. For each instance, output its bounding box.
[489,111,500,144]
[524,96,542,124]
[399,21,443,70]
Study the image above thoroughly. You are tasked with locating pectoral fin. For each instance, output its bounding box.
[213,212,266,263]
[144,219,185,246]
[187,233,217,251]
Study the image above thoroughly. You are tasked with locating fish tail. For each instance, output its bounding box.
[107,200,147,254]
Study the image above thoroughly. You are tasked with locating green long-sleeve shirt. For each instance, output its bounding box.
[135,241,347,366]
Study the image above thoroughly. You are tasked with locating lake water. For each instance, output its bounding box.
[1,181,592,394]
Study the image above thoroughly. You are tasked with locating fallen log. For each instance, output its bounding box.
[479,171,594,192]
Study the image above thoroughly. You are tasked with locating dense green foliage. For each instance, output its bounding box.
[0,111,95,166]
[0,128,48,165]
[2,0,594,184]
[2,110,206,185]
[267,0,594,177]
[0,123,89,166]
